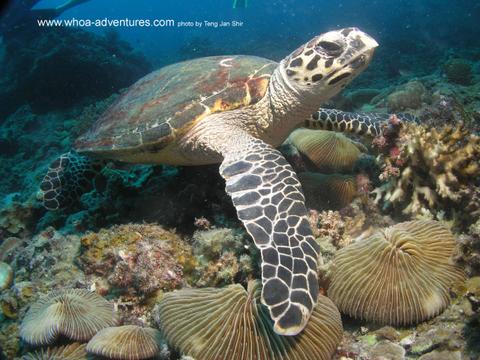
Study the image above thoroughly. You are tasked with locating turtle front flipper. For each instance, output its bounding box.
[40,151,102,210]
[306,108,417,136]
[219,135,320,336]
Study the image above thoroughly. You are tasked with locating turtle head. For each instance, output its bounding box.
[281,27,378,100]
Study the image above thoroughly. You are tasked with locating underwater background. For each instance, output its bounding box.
[1,0,480,359]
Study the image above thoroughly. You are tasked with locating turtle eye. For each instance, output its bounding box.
[316,41,343,55]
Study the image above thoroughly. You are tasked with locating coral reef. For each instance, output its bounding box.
[386,80,430,112]
[9,227,84,291]
[0,237,24,262]
[154,281,343,360]
[0,194,36,237]
[0,263,13,291]
[308,197,393,248]
[86,325,163,360]
[373,122,480,227]
[0,27,151,116]
[78,224,188,296]
[457,219,480,276]
[443,58,474,85]
[191,227,252,287]
[335,293,473,359]
[328,220,465,326]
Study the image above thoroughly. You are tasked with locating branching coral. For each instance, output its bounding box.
[373,122,480,225]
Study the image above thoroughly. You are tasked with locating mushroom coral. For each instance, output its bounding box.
[298,172,358,210]
[22,343,87,360]
[86,325,163,360]
[20,289,117,345]
[154,280,342,360]
[289,129,364,173]
[328,220,465,325]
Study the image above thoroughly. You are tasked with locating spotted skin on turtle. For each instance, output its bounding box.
[40,28,380,335]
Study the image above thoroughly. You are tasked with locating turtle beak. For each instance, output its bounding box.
[343,27,378,66]
[359,31,379,50]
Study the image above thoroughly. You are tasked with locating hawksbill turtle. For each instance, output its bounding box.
[40,28,406,336]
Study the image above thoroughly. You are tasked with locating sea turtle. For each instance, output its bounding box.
[40,28,384,336]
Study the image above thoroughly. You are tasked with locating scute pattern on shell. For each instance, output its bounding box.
[20,289,118,345]
[328,220,465,326]
[289,129,362,173]
[155,281,343,360]
[86,325,163,360]
[75,55,277,153]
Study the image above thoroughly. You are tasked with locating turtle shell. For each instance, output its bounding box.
[76,55,277,154]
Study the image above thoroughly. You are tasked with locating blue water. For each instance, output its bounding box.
[33,0,480,67]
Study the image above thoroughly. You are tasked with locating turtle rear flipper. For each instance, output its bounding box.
[219,131,320,336]
[40,151,101,210]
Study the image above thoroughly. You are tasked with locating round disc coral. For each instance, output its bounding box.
[289,129,362,173]
[155,280,342,360]
[298,172,357,210]
[20,289,118,345]
[22,343,87,360]
[86,325,163,360]
[328,220,465,325]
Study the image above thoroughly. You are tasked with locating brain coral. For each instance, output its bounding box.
[154,280,342,360]
[328,220,465,326]
[86,325,162,360]
[20,289,117,345]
